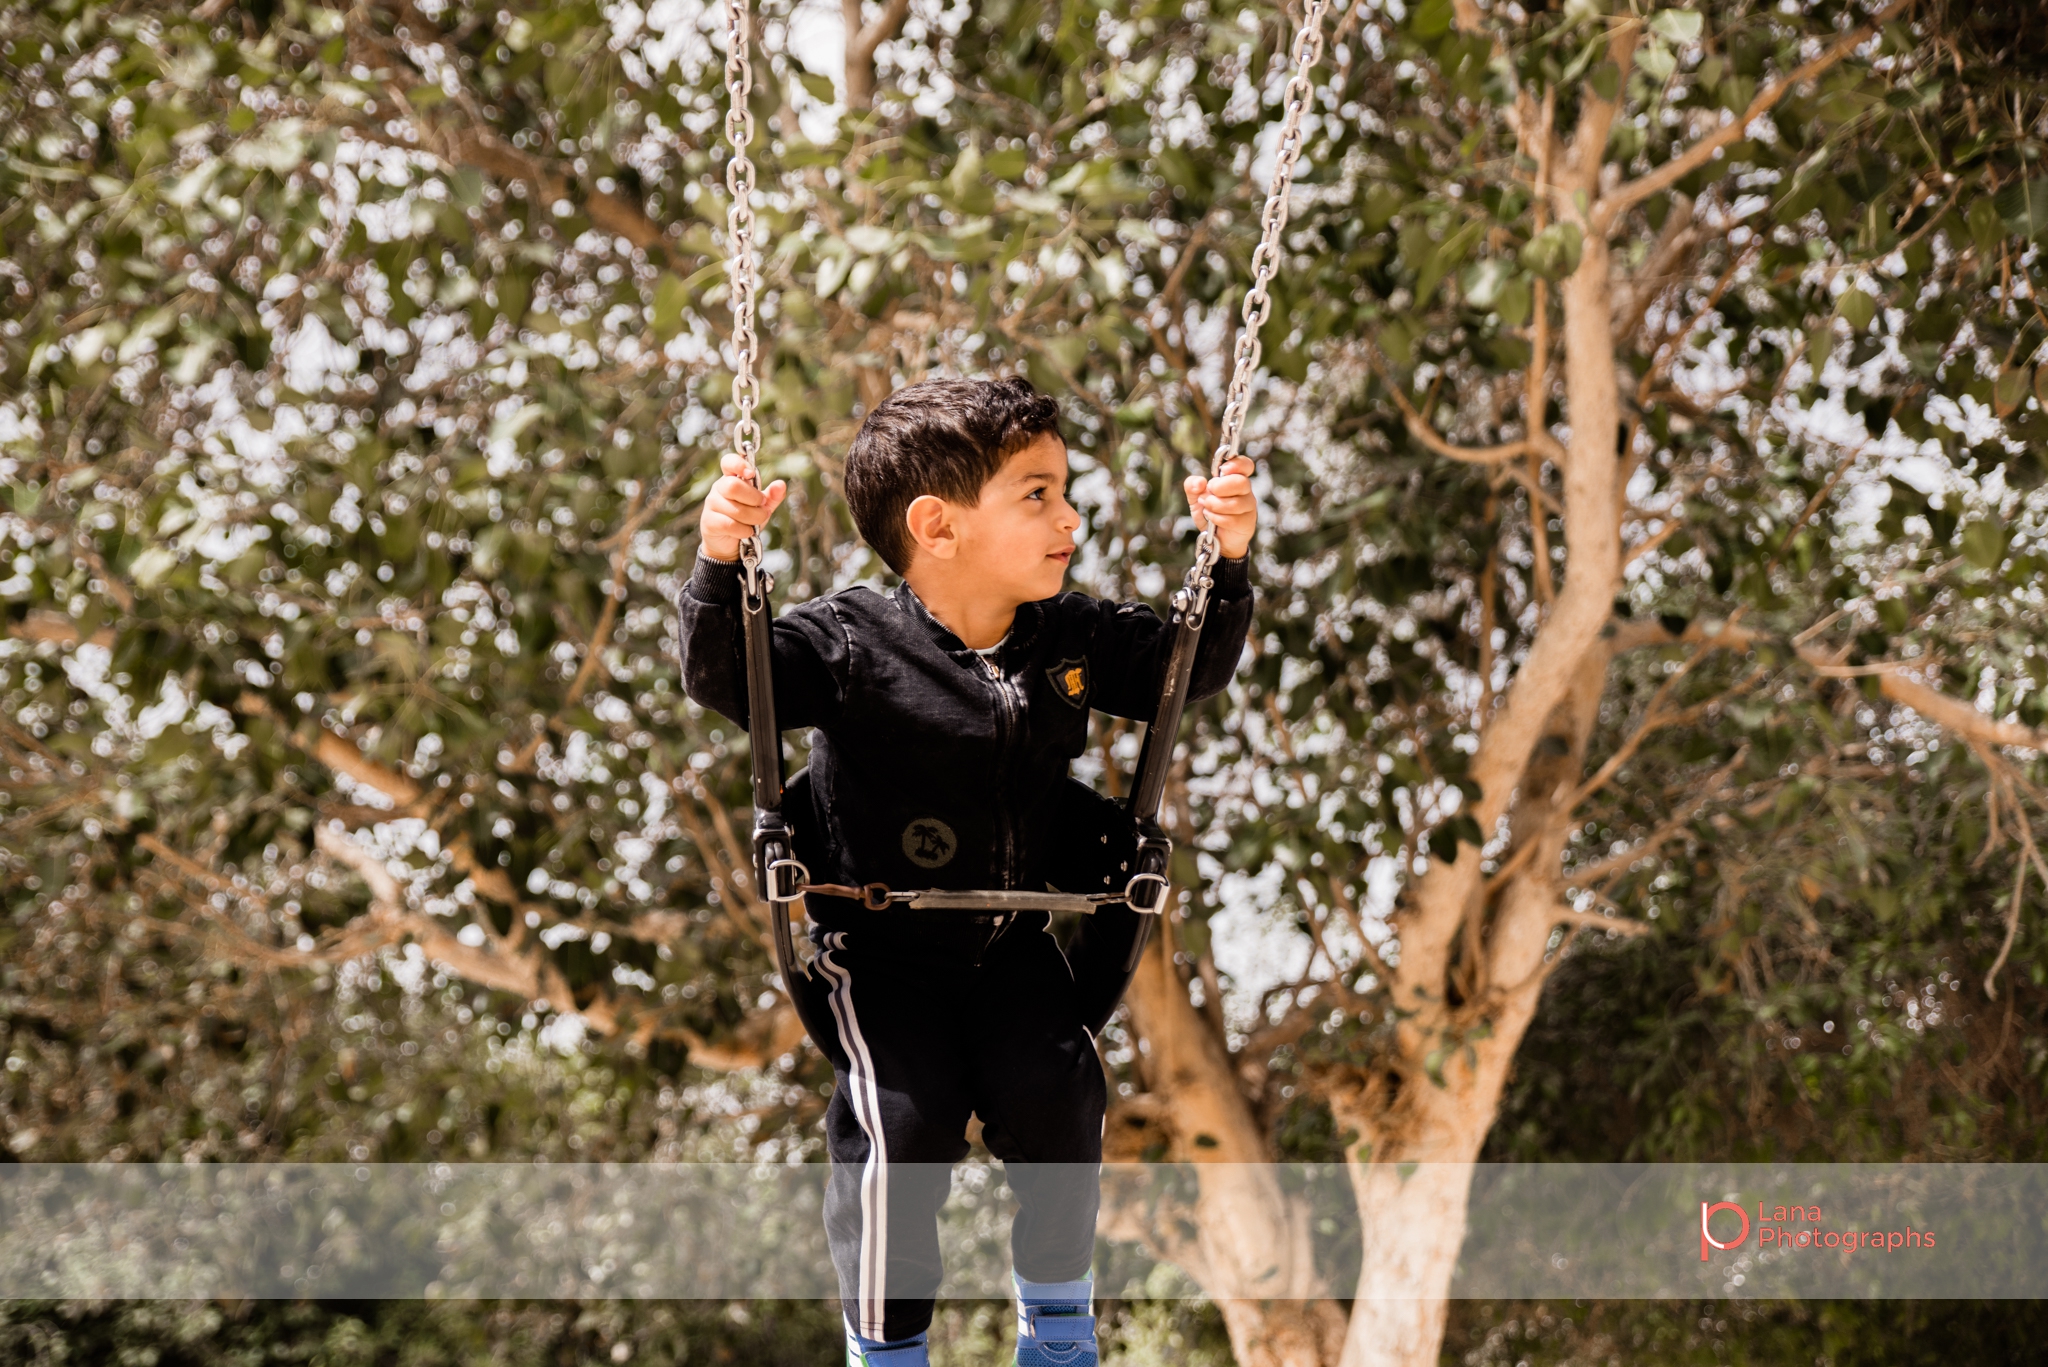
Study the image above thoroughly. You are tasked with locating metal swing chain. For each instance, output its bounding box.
[720,0,817,955]
[721,0,768,607]
[1179,0,1329,622]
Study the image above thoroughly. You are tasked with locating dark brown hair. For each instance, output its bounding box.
[842,376,1065,574]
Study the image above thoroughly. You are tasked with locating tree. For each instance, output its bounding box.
[5,2,2047,1366]
[1084,1,2048,1362]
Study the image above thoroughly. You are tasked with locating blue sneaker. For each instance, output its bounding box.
[844,1319,929,1367]
[1013,1273,1098,1367]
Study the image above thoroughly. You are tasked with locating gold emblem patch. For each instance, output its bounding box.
[1045,657,1089,708]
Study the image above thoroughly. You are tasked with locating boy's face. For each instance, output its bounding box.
[905,432,1081,605]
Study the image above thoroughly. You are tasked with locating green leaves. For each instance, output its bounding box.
[1410,0,1456,41]
[1416,220,1484,305]
[1519,222,1583,280]
[1995,178,2048,243]
[1637,42,1678,84]
[1648,10,1705,45]
[650,272,689,340]
[1588,60,1623,104]
[1992,367,2032,419]
[1959,517,2007,571]
[1836,288,1877,332]
[945,140,995,216]
[1966,196,2005,259]
[1806,321,1835,375]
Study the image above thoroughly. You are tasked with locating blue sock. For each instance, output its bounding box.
[844,1317,929,1367]
[1013,1272,1098,1366]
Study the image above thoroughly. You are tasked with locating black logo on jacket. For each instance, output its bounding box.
[902,818,958,869]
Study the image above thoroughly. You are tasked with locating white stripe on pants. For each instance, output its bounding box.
[817,932,890,1340]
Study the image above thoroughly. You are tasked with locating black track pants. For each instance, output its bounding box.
[798,915,1106,1343]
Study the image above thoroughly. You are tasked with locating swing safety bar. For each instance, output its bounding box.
[790,873,1172,916]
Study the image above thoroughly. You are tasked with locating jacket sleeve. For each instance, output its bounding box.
[1085,553,1254,722]
[675,555,848,733]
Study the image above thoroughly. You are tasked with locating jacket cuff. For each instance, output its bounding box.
[686,554,745,607]
[1210,552,1252,600]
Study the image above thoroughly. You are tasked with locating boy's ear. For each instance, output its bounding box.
[904,494,958,560]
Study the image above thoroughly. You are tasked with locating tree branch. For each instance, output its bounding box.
[1366,345,1563,465]
[669,1005,808,1072]
[237,694,557,945]
[1558,21,1638,201]
[142,817,786,1069]
[672,774,776,957]
[1564,670,1761,813]
[1879,671,2048,753]
[313,824,573,1002]
[8,610,115,649]
[1563,746,1747,886]
[441,127,671,255]
[1601,0,1920,225]
[1556,899,1653,936]
[1606,614,2048,756]
[1967,743,2048,999]
[1326,873,1395,986]
[1523,86,1558,605]
[1610,192,1697,343]
[843,0,913,110]
[1623,517,1686,566]
[1635,241,1757,408]
[136,834,370,968]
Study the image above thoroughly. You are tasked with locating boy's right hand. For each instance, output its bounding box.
[699,453,788,562]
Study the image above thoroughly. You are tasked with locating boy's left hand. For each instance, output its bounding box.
[1184,454,1258,559]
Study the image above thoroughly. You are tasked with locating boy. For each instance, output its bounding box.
[678,377,1256,1366]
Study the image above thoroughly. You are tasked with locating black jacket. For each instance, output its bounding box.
[676,554,1254,919]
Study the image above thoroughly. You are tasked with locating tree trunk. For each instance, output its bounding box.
[1331,897,1569,1367]
[1330,1021,1523,1367]
[1116,931,1350,1367]
[1341,1159,1475,1367]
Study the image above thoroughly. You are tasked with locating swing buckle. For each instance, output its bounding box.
[1122,871,1169,910]
[1126,826,1173,914]
[751,811,802,904]
[763,858,811,904]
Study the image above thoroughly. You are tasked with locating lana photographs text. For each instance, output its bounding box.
[1701,1202,1940,1261]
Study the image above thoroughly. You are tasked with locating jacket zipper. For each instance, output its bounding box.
[982,652,1020,889]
